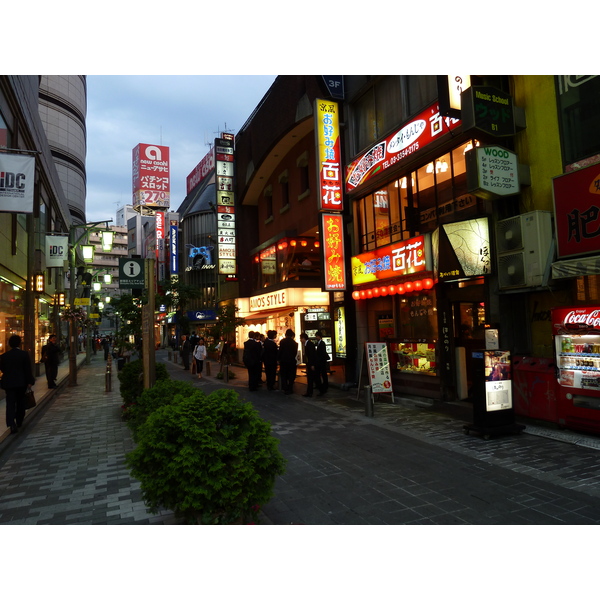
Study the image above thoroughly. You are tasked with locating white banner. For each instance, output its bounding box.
[46,235,69,268]
[0,154,35,213]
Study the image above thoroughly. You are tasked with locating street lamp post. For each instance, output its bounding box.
[68,220,113,386]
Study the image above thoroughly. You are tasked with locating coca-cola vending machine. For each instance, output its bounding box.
[552,306,600,434]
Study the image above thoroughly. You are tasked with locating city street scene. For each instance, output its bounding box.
[1,72,598,595]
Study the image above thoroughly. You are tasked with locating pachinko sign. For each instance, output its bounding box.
[315,99,343,211]
[345,102,461,193]
[132,143,170,208]
[321,213,346,291]
[351,234,429,286]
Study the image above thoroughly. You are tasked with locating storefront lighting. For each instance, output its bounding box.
[388,284,397,295]
[93,282,102,292]
[397,284,405,294]
[290,240,296,247]
[380,286,388,296]
[366,289,373,299]
[423,278,434,289]
[103,274,112,284]
[352,291,360,300]
[414,280,423,291]
[360,290,366,299]
[314,240,320,248]
[301,240,308,247]
[404,281,414,293]
[278,243,283,250]
[105,296,111,303]
[426,162,435,174]
[34,272,45,293]
[372,287,380,297]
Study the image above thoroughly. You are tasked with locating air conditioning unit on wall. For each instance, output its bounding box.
[496,211,553,290]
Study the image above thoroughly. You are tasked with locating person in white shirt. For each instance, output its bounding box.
[193,338,208,379]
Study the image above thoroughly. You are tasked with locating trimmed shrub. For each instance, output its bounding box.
[119,359,169,418]
[126,379,200,441]
[126,388,286,524]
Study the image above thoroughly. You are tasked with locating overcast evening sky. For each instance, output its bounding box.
[85,75,278,223]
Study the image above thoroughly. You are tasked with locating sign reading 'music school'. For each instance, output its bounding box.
[0,153,35,213]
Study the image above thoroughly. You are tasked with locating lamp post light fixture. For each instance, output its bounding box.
[68,219,113,386]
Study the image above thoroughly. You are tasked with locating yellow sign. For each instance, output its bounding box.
[74,298,90,306]
[90,313,100,319]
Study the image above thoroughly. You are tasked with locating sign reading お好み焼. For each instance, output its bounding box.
[315,99,343,212]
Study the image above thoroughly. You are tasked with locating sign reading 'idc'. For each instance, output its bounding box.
[119,258,145,288]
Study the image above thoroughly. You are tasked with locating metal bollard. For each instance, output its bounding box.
[206,361,211,376]
[224,364,229,383]
[364,385,373,417]
[105,365,112,392]
[168,350,172,361]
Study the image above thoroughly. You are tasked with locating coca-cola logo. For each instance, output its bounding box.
[563,309,600,328]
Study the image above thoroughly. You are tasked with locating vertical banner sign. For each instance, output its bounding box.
[314,99,343,212]
[45,235,69,268]
[321,212,346,291]
[365,342,393,395]
[155,210,165,284]
[215,136,237,275]
[132,143,170,209]
[169,219,179,274]
[0,153,35,213]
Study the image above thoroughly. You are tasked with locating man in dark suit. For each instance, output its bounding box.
[243,331,263,391]
[0,334,35,433]
[300,332,317,397]
[314,330,330,395]
[180,335,191,370]
[263,330,279,391]
[278,329,298,395]
[41,333,61,388]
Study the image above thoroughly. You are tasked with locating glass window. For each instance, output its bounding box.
[556,75,600,165]
[354,140,482,252]
[0,109,10,148]
[406,76,437,115]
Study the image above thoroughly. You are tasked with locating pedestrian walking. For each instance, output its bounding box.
[41,333,61,389]
[180,335,191,370]
[243,331,263,391]
[101,337,111,360]
[314,330,330,395]
[193,337,207,379]
[278,328,298,395]
[0,334,35,434]
[263,330,279,390]
[300,332,317,397]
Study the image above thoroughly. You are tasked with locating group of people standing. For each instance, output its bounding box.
[178,332,207,379]
[243,328,329,396]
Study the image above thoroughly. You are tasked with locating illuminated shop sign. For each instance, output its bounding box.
[186,245,214,271]
[433,217,491,281]
[215,136,237,276]
[315,99,343,212]
[250,290,288,312]
[345,102,461,194]
[351,235,429,286]
[321,213,346,290]
[170,220,179,274]
[553,163,600,259]
[132,143,170,208]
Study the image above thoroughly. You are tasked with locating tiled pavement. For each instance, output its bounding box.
[2,349,600,524]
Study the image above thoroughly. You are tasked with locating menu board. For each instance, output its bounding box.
[365,342,393,395]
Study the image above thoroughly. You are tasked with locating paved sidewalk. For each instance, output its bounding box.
[2,349,600,525]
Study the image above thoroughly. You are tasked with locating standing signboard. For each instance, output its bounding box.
[365,342,394,398]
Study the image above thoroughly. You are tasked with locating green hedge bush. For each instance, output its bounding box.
[119,359,169,418]
[125,378,198,442]
[126,388,286,524]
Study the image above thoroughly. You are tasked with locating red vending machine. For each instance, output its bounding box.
[552,306,600,434]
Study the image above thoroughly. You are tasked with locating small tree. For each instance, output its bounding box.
[126,388,286,524]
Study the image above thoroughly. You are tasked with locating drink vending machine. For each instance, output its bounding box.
[552,306,600,434]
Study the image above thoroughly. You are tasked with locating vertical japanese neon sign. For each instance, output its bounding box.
[321,212,346,291]
[315,99,343,212]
